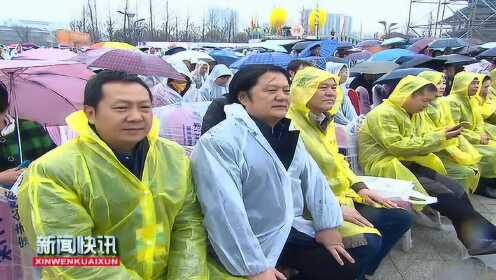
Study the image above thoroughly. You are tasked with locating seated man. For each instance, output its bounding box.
[192,65,357,280]
[359,75,496,256]
[18,71,207,279]
[0,82,55,187]
[446,72,496,197]
[288,67,413,279]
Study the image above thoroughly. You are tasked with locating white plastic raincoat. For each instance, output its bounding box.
[198,65,232,101]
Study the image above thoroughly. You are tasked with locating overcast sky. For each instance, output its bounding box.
[2,0,442,34]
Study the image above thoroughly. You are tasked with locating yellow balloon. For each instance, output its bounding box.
[309,9,327,32]
[270,8,288,29]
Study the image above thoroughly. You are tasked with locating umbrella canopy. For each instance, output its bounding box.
[90,42,138,51]
[345,51,373,63]
[381,37,407,46]
[70,48,113,65]
[292,41,318,52]
[368,49,415,62]
[481,42,496,49]
[350,61,399,75]
[169,50,215,64]
[230,52,294,69]
[428,38,467,50]
[163,47,187,56]
[208,49,240,67]
[477,47,496,59]
[298,40,351,58]
[408,38,434,53]
[0,60,94,126]
[88,49,183,79]
[435,54,477,65]
[375,68,432,84]
[301,56,327,70]
[13,48,77,61]
[397,54,446,69]
[357,40,382,49]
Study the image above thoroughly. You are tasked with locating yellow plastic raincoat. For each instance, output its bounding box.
[18,111,208,280]
[416,71,480,193]
[476,70,496,124]
[359,76,450,194]
[474,74,496,138]
[446,72,496,178]
[288,67,379,238]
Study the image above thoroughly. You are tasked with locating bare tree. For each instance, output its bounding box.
[106,12,116,41]
[149,0,154,40]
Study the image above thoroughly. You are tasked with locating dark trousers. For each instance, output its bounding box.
[278,206,412,280]
[405,163,496,249]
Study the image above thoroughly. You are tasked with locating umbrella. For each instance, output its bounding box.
[168,50,215,64]
[292,41,318,52]
[477,48,496,59]
[435,54,477,65]
[70,48,113,65]
[408,38,434,53]
[88,49,183,79]
[481,42,496,49]
[326,56,349,63]
[397,54,446,69]
[301,56,327,70]
[90,42,138,51]
[208,49,240,67]
[0,60,95,160]
[375,68,432,84]
[299,40,351,59]
[13,48,77,61]
[357,40,382,49]
[163,47,187,56]
[345,51,373,63]
[428,38,467,50]
[230,52,294,69]
[350,61,399,75]
[381,37,407,46]
[369,49,415,62]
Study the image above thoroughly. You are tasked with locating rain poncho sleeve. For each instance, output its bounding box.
[19,160,143,279]
[191,135,270,276]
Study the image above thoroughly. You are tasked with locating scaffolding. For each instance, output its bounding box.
[407,0,496,41]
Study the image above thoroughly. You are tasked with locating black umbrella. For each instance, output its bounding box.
[163,47,186,56]
[478,47,496,59]
[375,68,432,84]
[428,38,467,50]
[350,61,399,75]
[292,40,319,51]
[397,54,445,69]
[435,54,477,65]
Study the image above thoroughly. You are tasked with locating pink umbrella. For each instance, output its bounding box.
[88,49,184,80]
[408,38,434,53]
[70,48,113,65]
[0,60,94,161]
[13,48,77,61]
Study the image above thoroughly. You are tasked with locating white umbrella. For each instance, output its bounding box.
[481,42,496,49]
[169,50,215,64]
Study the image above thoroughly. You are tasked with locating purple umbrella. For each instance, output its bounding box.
[0,60,94,161]
[88,49,183,80]
[357,40,382,49]
[70,48,113,65]
[408,38,434,53]
[13,48,77,61]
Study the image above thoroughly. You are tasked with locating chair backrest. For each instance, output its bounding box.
[356,86,371,114]
[372,84,387,108]
[334,124,362,174]
[347,89,361,115]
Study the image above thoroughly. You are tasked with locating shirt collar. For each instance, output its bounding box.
[308,111,333,132]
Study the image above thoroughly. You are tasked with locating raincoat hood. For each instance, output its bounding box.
[386,75,434,109]
[418,71,444,85]
[450,71,479,98]
[289,67,343,116]
[325,62,349,84]
[198,64,232,100]
[490,69,496,89]
[191,60,210,79]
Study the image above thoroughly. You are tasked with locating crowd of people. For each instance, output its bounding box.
[1,40,496,280]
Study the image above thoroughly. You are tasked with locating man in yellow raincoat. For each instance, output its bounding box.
[18,71,208,279]
[416,71,481,194]
[359,75,496,256]
[288,67,413,278]
[446,71,496,198]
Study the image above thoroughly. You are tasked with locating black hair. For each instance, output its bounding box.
[84,70,153,108]
[0,81,8,113]
[482,75,491,83]
[287,60,313,73]
[227,65,291,104]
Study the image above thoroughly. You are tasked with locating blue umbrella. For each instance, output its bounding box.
[230,52,294,69]
[478,47,496,59]
[299,39,351,59]
[209,49,240,67]
[368,49,415,62]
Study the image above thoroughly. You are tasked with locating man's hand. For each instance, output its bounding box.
[481,132,490,145]
[341,205,373,227]
[358,188,398,208]
[0,167,23,185]
[315,229,355,266]
[445,124,462,139]
[248,268,287,280]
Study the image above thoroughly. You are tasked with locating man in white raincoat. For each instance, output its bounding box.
[192,65,358,280]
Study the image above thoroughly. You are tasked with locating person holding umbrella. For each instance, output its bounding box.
[0,82,55,187]
[18,71,208,279]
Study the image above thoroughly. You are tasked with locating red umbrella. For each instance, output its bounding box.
[87,49,184,80]
[408,38,434,53]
